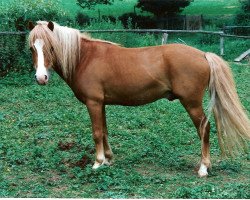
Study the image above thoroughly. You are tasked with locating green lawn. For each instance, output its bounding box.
[0,62,249,198]
[183,0,241,15]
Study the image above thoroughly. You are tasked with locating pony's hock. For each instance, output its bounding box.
[28,21,250,177]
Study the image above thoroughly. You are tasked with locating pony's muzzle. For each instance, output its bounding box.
[35,74,48,85]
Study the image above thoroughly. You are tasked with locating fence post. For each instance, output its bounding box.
[162,32,168,44]
[220,33,224,56]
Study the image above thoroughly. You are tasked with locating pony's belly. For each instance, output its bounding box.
[104,87,169,106]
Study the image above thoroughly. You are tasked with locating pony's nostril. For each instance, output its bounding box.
[45,75,48,80]
[35,75,37,79]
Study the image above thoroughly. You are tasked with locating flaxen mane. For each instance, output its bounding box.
[29,21,118,80]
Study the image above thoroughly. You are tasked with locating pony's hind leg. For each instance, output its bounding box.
[180,100,211,177]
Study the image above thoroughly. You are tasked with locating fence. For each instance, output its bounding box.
[130,15,203,30]
[82,29,250,56]
[223,26,250,36]
[1,28,250,56]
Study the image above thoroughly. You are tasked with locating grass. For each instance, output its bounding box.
[183,0,241,15]
[0,60,249,198]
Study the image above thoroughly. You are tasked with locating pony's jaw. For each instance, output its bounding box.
[34,39,49,85]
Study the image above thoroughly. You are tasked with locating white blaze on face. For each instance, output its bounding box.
[34,39,49,84]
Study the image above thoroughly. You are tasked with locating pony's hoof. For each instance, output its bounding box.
[92,159,111,169]
[198,163,208,177]
[198,170,208,177]
[92,161,103,169]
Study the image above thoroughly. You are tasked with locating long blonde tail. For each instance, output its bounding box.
[205,52,250,157]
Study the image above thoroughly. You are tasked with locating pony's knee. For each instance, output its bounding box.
[93,130,103,143]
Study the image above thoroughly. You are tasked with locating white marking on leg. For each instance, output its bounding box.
[198,163,208,177]
[92,149,106,169]
[34,39,49,83]
[92,151,111,169]
[93,157,106,169]
[93,160,105,169]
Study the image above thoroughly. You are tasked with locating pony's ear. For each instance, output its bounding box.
[28,21,35,30]
[48,21,54,31]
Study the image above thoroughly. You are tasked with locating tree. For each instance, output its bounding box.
[76,0,115,9]
[235,0,250,25]
[234,0,250,34]
[240,0,250,13]
[136,0,192,17]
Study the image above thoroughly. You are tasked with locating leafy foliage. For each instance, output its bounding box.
[1,0,70,31]
[240,0,250,13]
[0,0,72,76]
[75,13,91,26]
[76,0,115,9]
[136,0,192,17]
[235,0,250,31]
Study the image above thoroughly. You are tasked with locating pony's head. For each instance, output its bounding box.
[28,21,81,84]
[28,21,57,85]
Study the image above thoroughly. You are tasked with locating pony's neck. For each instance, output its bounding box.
[52,36,116,86]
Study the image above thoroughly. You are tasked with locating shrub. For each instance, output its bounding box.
[119,12,156,29]
[1,0,72,31]
[234,0,250,35]
[136,0,191,18]
[235,0,250,26]
[75,12,91,26]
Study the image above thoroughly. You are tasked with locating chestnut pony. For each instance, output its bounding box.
[28,21,250,177]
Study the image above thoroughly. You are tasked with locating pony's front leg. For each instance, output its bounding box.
[87,100,109,169]
[102,106,114,163]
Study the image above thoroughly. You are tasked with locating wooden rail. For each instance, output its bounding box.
[224,26,250,29]
[1,29,250,56]
[0,31,26,35]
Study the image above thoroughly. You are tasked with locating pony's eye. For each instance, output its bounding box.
[50,47,54,52]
